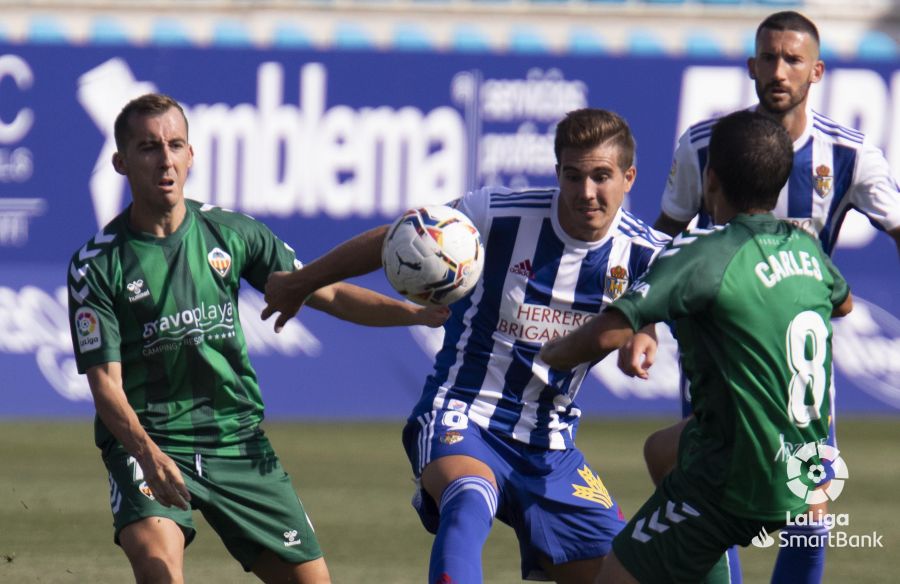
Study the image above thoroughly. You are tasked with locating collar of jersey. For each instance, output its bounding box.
[124,203,196,247]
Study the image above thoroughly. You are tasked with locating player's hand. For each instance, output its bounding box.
[617,330,657,379]
[417,305,451,328]
[262,271,312,333]
[136,445,191,511]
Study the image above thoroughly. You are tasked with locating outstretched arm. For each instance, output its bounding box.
[86,362,191,510]
[617,325,659,379]
[306,282,449,328]
[540,308,637,371]
[262,225,389,331]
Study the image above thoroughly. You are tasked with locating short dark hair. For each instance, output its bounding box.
[114,93,188,152]
[554,108,635,171]
[708,111,793,212]
[756,11,820,49]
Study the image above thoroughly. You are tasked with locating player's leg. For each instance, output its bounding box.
[538,554,604,584]
[596,551,639,584]
[104,447,197,584]
[196,452,330,584]
[643,417,690,486]
[250,551,330,584]
[404,412,501,583]
[421,456,498,583]
[119,517,187,584]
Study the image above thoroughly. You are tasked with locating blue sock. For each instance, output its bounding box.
[771,523,828,584]
[429,475,497,584]
[726,546,742,583]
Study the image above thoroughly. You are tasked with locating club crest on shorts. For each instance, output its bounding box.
[138,481,155,501]
[814,164,833,198]
[208,247,232,278]
[440,431,464,445]
[604,266,628,301]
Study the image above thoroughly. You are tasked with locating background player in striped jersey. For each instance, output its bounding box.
[261,108,668,582]
[67,93,447,584]
[541,110,853,584]
[643,11,900,584]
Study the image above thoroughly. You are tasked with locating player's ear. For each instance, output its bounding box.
[810,59,825,84]
[112,151,127,176]
[747,57,756,80]
[624,166,637,192]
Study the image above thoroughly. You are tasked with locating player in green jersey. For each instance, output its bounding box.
[67,93,448,584]
[540,110,853,583]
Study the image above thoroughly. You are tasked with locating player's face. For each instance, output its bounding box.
[113,107,193,215]
[749,29,823,115]
[556,143,636,242]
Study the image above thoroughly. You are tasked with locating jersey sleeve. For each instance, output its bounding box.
[611,231,722,330]
[660,131,704,223]
[239,217,301,293]
[67,252,122,373]
[848,143,900,232]
[450,187,491,237]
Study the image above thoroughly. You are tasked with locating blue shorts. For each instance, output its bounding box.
[402,410,626,581]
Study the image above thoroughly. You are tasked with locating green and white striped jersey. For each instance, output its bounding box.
[67,200,300,457]
[612,213,850,520]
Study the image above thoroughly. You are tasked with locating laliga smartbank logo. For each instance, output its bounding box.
[750,442,884,549]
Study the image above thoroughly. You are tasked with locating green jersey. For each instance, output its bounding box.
[67,200,299,457]
[612,214,849,520]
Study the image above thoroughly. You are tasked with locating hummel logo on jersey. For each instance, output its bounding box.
[283,529,302,547]
[509,259,535,279]
[126,279,151,303]
[208,247,232,278]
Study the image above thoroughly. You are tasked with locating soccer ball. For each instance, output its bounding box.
[382,205,485,306]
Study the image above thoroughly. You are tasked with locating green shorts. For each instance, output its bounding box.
[611,471,784,584]
[103,446,322,571]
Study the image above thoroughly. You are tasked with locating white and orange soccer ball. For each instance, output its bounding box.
[382,205,485,306]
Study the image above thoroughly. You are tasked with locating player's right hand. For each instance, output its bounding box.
[138,447,191,511]
[617,330,657,379]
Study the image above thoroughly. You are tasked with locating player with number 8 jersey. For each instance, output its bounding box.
[612,218,847,519]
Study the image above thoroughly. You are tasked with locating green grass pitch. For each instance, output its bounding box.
[1,418,897,582]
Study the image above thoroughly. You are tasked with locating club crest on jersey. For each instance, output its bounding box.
[814,165,833,199]
[440,431,464,445]
[604,266,628,300]
[207,247,232,278]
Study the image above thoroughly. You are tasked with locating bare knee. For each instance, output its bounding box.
[119,517,186,584]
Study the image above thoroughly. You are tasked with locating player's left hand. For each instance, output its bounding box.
[262,271,312,333]
[418,305,451,328]
[617,330,657,379]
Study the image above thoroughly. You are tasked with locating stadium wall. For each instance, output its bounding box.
[1,4,898,418]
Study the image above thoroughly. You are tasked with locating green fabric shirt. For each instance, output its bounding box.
[612,214,849,520]
[67,200,299,457]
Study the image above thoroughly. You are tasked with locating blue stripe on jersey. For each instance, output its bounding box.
[820,144,858,254]
[788,137,814,217]
[490,343,536,433]
[689,118,717,144]
[572,244,610,313]
[812,112,864,144]
[628,241,658,283]
[450,217,520,391]
[524,219,563,306]
[621,211,668,246]
[489,190,554,208]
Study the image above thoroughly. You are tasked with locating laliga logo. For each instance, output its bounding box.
[786,442,849,504]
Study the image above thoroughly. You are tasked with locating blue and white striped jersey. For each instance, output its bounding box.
[409,186,668,450]
[661,107,900,255]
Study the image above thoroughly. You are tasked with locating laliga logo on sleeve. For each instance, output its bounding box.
[786,442,849,504]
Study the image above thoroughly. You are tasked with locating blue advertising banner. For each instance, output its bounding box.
[1,45,897,417]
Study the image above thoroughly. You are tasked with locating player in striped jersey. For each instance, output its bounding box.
[67,94,447,584]
[262,109,668,582]
[646,11,899,584]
